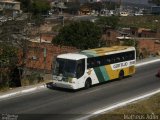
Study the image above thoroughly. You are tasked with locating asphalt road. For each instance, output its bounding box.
[0,62,160,120]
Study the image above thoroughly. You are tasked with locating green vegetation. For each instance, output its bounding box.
[18,0,51,15]
[149,0,160,5]
[18,0,32,12]
[83,1,119,12]
[91,93,160,120]
[32,0,51,15]
[119,16,160,30]
[122,39,137,46]
[0,43,18,91]
[65,2,81,15]
[21,72,44,86]
[52,21,102,49]
[96,16,120,29]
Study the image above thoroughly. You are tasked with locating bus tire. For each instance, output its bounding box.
[85,78,92,89]
[119,70,124,80]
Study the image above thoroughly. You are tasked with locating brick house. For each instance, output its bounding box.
[122,27,157,38]
[0,0,21,17]
[137,28,157,38]
[101,29,120,46]
[24,42,78,73]
[137,38,160,57]
[30,33,58,43]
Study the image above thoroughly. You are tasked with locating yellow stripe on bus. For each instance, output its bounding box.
[105,65,130,80]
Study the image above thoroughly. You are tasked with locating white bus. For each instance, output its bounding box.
[52,46,136,89]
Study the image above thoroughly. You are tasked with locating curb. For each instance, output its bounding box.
[0,57,160,100]
[0,84,47,100]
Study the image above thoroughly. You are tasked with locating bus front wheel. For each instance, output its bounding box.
[84,78,92,89]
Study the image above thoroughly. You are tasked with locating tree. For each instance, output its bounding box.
[81,1,118,14]
[32,0,51,15]
[0,20,31,87]
[149,0,160,6]
[104,1,119,10]
[88,2,103,12]
[17,0,32,12]
[18,0,51,15]
[65,2,80,14]
[0,43,18,89]
[123,39,135,46]
[52,21,102,49]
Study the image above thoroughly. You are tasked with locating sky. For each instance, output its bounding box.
[106,0,149,5]
[119,0,149,5]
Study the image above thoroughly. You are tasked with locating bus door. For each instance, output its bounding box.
[76,59,85,87]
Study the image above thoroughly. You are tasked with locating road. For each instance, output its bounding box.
[0,62,160,120]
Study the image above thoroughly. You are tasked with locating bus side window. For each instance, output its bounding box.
[116,57,121,62]
[87,58,97,68]
[87,58,92,68]
[104,56,109,64]
[95,57,101,66]
[129,51,134,60]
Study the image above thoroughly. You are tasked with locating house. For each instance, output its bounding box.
[0,0,21,17]
[29,33,58,43]
[116,27,160,57]
[0,7,2,15]
[79,5,92,15]
[137,28,156,38]
[138,38,160,57]
[102,28,120,46]
[120,27,158,38]
[88,0,101,2]
[24,42,78,73]
[151,6,160,15]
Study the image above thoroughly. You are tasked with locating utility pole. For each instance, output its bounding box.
[59,0,64,26]
[0,61,2,83]
[43,47,47,78]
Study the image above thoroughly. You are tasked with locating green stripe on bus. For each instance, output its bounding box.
[99,66,110,81]
[80,52,94,57]
[80,51,97,57]
[94,67,105,83]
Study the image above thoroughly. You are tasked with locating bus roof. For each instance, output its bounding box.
[57,53,87,60]
[80,46,135,57]
[57,46,135,60]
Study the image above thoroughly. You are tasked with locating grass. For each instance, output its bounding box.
[119,15,160,30]
[90,93,160,120]
[0,86,9,92]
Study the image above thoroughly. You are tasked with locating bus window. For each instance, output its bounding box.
[87,58,96,68]
[116,57,121,62]
[76,59,85,79]
[95,57,101,66]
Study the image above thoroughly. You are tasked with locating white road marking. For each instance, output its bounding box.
[136,59,160,67]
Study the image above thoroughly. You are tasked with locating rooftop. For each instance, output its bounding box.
[57,53,87,60]
[0,0,20,4]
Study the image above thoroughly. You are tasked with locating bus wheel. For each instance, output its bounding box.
[85,78,91,89]
[119,70,124,80]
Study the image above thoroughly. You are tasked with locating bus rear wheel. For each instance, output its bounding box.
[119,70,124,80]
[85,79,91,89]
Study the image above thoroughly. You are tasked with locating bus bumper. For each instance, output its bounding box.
[52,80,78,89]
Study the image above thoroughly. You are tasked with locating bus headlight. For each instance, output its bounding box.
[68,78,75,83]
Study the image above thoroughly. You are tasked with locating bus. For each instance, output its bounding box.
[52,46,136,89]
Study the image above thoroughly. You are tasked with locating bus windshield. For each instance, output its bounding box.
[53,58,77,78]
